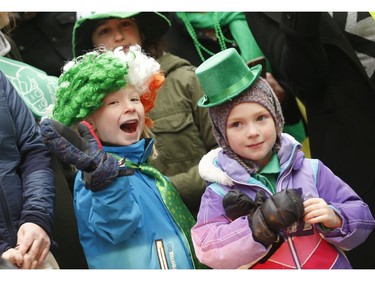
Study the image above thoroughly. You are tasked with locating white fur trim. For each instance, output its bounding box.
[281,132,296,142]
[199,147,234,186]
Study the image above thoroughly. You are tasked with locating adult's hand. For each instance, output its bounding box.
[1,248,23,268]
[15,222,50,269]
[266,72,286,104]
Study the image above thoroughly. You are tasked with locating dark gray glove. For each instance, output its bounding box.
[40,118,120,192]
[249,189,304,247]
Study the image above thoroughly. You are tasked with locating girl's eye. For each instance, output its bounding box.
[257,114,269,122]
[230,121,241,128]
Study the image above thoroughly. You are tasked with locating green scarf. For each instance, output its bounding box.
[176,12,271,71]
[117,157,206,269]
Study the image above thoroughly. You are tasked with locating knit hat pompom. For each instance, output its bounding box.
[209,76,284,174]
[52,45,163,126]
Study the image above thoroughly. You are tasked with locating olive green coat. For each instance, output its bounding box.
[148,52,217,218]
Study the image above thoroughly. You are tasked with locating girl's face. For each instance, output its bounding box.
[226,102,277,168]
[88,85,145,146]
[91,18,143,51]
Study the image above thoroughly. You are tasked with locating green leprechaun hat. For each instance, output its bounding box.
[196,48,262,108]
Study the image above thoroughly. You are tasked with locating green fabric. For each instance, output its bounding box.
[0,56,57,120]
[283,119,307,143]
[119,157,205,269]
[176,12,271,72]
[253,153,280,194]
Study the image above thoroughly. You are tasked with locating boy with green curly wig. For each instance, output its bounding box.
[52,45,160,130]
[39,45,200,269]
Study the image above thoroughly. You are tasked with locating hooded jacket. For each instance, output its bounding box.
[73,138,194,269]
[0,71,55,255]
[192,133,375,269]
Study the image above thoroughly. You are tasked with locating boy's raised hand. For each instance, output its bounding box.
[40,118,119,191]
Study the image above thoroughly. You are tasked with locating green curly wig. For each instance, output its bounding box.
[53,50,128,126]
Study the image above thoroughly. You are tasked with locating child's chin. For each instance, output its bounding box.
[121,134,141,145]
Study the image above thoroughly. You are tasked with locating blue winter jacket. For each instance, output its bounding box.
[0,71,55,255]
[192,133,375,269]
[73,138,194,269]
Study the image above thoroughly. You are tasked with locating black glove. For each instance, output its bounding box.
[223,189,256,221]
[249,189,304,247]
[223,189,268,221]
[40,118,120,191]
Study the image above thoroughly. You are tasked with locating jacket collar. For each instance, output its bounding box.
[102,138,154,164]
[199,133,303,186]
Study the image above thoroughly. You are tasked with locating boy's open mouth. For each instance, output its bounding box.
[120,120,138,133]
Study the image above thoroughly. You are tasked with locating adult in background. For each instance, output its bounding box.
[11,12,76,77]
[0,70,57,269]
[0,11,87,269]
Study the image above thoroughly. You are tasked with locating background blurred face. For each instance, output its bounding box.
[226,102,277,168]
[91,18,143,51]
[88,85,145,146]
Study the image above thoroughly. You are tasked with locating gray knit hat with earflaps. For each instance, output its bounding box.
[208,76,285,174]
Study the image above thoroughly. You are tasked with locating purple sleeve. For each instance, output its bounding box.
[191,185,267,269]
[315,160,375,250]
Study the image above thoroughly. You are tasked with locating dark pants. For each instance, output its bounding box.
[50,155,88,269]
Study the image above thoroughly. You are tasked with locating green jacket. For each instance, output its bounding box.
[148,52,217,218]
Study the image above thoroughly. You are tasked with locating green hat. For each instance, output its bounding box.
[196,48,262,108]
[73,12,171,57]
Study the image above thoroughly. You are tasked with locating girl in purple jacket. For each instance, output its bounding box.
[191,48,375,269]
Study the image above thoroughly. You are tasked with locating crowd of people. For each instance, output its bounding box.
[1,11,375,270]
